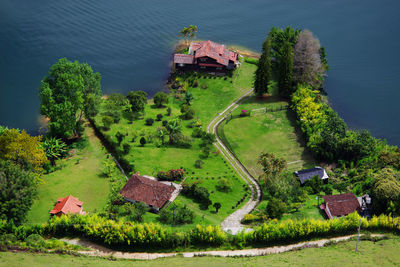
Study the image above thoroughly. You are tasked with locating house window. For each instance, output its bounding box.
[216,67,222,70]
[178,63,185,67]
[200,66,206,69]
[200,58,206,62]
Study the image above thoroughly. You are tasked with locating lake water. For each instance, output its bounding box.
[1,0,399,144]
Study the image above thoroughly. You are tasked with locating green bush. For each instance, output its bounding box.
[159,203,194,225]
[102,115,114,130]
[156,114,163,121]
[216,178,233,192]
[195,159,204,169]
[145,118,154,126]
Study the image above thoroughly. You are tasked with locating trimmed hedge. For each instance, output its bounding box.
[1,213,399,251]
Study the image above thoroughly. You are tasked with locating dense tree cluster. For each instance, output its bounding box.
[39,58,102,139]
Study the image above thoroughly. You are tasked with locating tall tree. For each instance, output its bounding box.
[0,129,47,174]
[0,160,37,225]
[188,25,198,43]
[278,41,294,98]
[254,35,272,96]
[39,58,102,139]
[293,30,325,88]
[258,152,287,184]
[127,91,147,114]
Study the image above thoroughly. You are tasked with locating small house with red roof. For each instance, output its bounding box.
[119,173,177,212]
[320,192,361,219]
[50,195,84,217]
[174,40,239,72]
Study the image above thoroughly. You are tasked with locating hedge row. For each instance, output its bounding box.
[89,119,134,173]
[1,213,399,250]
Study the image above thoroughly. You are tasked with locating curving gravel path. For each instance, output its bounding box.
[207,88,262,234]
[63,234,381,260]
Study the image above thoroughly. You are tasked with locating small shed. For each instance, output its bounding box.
[294,166,329,185]
[50,195,84,217]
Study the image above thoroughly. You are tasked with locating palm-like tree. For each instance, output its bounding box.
[179,27,190,45]
[188,25,198,43]
[41,137,67,166]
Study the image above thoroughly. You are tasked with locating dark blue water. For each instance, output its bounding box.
[1,0,399,144]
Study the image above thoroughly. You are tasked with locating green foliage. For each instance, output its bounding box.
[371,168,400,214]
[41,137,67,166]
[182,183,212,210]
[0,129,47,174]
[145,118,154,126]
[264,198,287,219]
[278,41,294,98]
[115,131,125,145]
[156,113,163,121]
[102,115,113,130]
[159,202,194,225]
[140,137,146,146]
[216,178,234,192]
[0,161,37,225]
[258,152,287,181]
[195,159,204,169]
[127,91,147,114]
[154,92,169,107]
[213,202,222,213]
[39,58,101,139]
[103,93,131,124]
[166,107,172,116]
[184,91,194,105]
[254,34,272,96]
[181,104,195,120]
[304,175,323,194]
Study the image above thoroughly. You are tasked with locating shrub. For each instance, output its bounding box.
[154,92,169,107]
[122,143,130,154]
[162,120,168,127]
[193,80,199,87]
[102,115,114,130]
[169,132,193,148]
[201,84,208,90]
[115,131,124,145]
[156,114,163,121]
[157,169,185,181]
[166,107,172,116]
[145,118,154,126]
[181,105,195,120]
[159,203,194,225]
[182,183,212,209]
[140,137,146,146]
[216,178,233,192]
[192,128,205,138]
[195,159,203,169]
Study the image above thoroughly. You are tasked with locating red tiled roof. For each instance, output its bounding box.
[50,195,83,215]
[192,40,238,66]
[174,54,194,64]
[321,193,361,219]
[119,174,175,209]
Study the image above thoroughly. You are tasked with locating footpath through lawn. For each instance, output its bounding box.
[1,236,399,266]
[26,125,111,224]
[93,60,257,228]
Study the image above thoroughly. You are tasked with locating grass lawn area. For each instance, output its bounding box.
[2,237,400,266]
[92,61,256,227]
[26,125,111,224]
[220,95,315,178]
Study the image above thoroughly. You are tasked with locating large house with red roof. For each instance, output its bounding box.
[174,40,239,72]
[119,173,177,212]
[320,193,361,219]
[50,195,84,217]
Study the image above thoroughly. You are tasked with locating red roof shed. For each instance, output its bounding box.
[50,195,84,216]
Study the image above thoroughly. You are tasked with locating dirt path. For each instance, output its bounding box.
[207,88,262,234]
[63,234,379,260]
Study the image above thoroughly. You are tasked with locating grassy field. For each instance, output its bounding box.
[92,61,257,227]
[221,94,315,178]
[26,125,111,224]
[1,237,399,266]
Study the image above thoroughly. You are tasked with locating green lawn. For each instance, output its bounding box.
[221,95,315,178]
[1,237,400,266]
[92,61,256,227]
[26,125,111,224]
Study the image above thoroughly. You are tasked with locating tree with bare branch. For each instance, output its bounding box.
[293,30,325,88]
